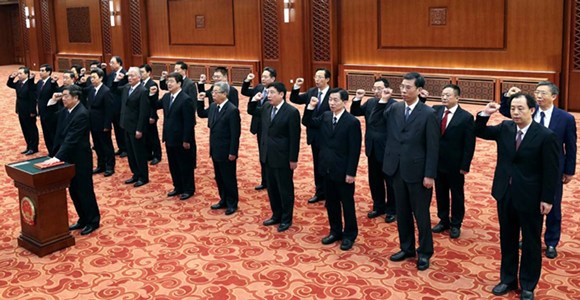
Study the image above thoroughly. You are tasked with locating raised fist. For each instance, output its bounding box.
[52,74,59,82]
[115,72,125,81]
[80,68,86,75]
[419,89,429,98]
[150,86,158,95]
[382,87,393,99]
[101,63,108,69]
[161,71,168,78]
[198,92,206,100]
[484,102,499,115]
[246,73,255,81]
[30,72,35,78]
[309,96,319,107]
[199,74,207,83]
[507,86,521,97]
[252,92,262,102]
[355,89,365,99]
[295,78,304,87]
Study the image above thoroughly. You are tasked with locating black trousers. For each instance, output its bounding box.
[368,154,396,215]
[256,133,267,186]
[166,144,195,194]
[324,176,357,241]
[266,165,294,224]
[213,159,238,209]
[40,116,57,156]
[125,131,148,181]
[498,191,543,291]
[146,121,162,160]
[434,170,465,228]
[311,143,325,197]
[18,113,39,151]
[392,170,434,258]
[112,111,126,152]
[70,164,100,227]
[92,128,115,171]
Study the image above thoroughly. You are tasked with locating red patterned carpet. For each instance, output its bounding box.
[0,65,579,299]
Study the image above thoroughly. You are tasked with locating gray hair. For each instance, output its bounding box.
[128,67,141,79]
[537,81,559,95]
[214,81,230,95]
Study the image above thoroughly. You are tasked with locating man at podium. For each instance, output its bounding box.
[43,85,101,236]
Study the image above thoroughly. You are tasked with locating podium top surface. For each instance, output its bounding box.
[6,156,73,175]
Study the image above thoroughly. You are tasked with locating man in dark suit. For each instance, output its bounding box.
[149,73,196,200]
[242,67,277,190]
[431,84,476,239]
[499,82,577,259]
[140,64,162,165]
[351,78,397,223]
[248,82,300,232]
[7,67,39,155]
[44,85,100,236]
[303,88,362,251]
[198,66,239,107]
[197,82,241,215]
[85,68,115,177]
[35,64,61,156]
[290,68,332,204]
[112,67,150,187]
[160,61,198,105]
[476,94,559,300]
[104,56,128,157]
[383,72,439,271]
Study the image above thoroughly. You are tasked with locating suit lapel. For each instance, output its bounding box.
[444,106,463,132]
[518,122,540,152]
[404,101,422,127]
[269,103,284,127]
[548,108,560,131]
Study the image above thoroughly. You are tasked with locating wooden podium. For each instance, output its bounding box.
[5,156,76,257]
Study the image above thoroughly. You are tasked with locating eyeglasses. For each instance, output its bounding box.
[534,90,550,96]
[399,84,416,91]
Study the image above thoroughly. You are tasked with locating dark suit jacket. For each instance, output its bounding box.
[6,77,37,115]
[84,85,114,131]
[351,97,396,162]
[161,77,198,106]
[197,100,241,162]
[198,82,239,107]
[500,94,577,176]
[104,68,128,113]
[142,79,160,121]
[290,86,331,145]
[53,103,92,172]
[433,105,476,173]
[112,82,149,133]
[475,115,560,212]
[248,101,301,168]
[303,109,362,182]
[241,81,267,134]
[154,91,195,147]
[35,78,60,118]
[382,100,439,183]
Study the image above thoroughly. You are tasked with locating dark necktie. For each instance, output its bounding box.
[270,107,277,121]
[128,86,135,96]
[261,89,268,105]
[40,80,46,91]
[169,94,175,109]
[539,111,545,127]
[405,106,411,121]
[316,91,323,110]
[332,116,338,129]
[440,110,450,135]
[515,130,523,151]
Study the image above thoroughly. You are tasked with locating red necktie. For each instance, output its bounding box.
[441,110,450,135]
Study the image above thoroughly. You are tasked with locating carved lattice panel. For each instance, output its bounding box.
[67,7,91,43]
[231,67,252,85]
[129,0,142,55]
[41,0,51,53]
[21,4,29,50]
[346,73,376,94]
[57,58,69,72]
[501,81,538,95]
[311,0,331,62]
[189,65,206,81]
[575,0,580,70]
[424,76,452,99]
[262,0,280,60]
[100,0,112,55]
[457,78,495,104]
[151,63,168,80]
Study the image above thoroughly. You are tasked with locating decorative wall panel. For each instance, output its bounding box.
[129,0,142,56]
[262,0,280,60]
[168,0,234,45]
[311,0,331,62]
[456,78,495,102]
[66,7,91,43]
[40,0,51,53]
[100,0,112,55]
[574,0,580,70]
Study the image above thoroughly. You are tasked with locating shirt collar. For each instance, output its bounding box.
[68,101,80,113]
[405,99,420,111]
[446,104,458,114]
[333,108,346,121]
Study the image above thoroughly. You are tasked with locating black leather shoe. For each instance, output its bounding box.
[150,158,161,165]
[104,170,114,177]
[450,227,461,239]
[225,208,237,215]
[367,210,385,219]
[417,257,430,271]
[211,203,226,210]
[24,149,37,155]
[277,223,291,232]
[167,190,180,197]
[263,218,280,226]
[20,149,29,154]
[92,167,104,174]
[69,223,84,230]
[390,250,416,262]
[254,184,267,190]
[80,225,99,235]
[134,180,148,187]
[321,234,341,245]
[125,177,138,184]
[432,222,450,233]
[179,193,193,200]
[115,150,123,155]
[491,282,518,296]
[546,246,557,259]
[119,151,128,158]
[385,214,396,223]
[308,195,325,204]
[520,289,534,300]
[340,239,354,251]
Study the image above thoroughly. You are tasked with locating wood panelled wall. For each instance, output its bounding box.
[9,0,580,110]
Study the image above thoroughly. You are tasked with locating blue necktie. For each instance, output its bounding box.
[405,106,411,121]
[316,91,322,110]
[539,111,545,127]
[128,86,135,96]
[270,107,277,121]
[332,116,337,129]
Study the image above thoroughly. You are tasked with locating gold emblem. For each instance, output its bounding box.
[21,196,36,226]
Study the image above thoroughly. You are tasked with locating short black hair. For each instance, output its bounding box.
[443,84,461,96]
[375,78,389,88]
[263,67,277,78]
[70,64,82,76]
[64,84,83,99]
[91,68,105,79]
[403,72,425,88]
[40,64,53,75]
[329,88,349,101]
[63,70,75,79]
[175,61,188,70]
[215,66,228,76]
[167,72,183,85]
[316,68,331,79]
[509,93,537,109]
[19,66,30,75]
[266,82,287,98]
[140,64,152,73]
[112,56,123,66]
[89,60,101,67]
